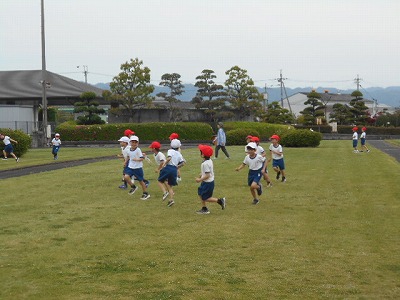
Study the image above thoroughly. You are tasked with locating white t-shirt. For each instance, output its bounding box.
[352,132,358,140]
[51,138,61,146]
[121,145,130,160]
[256,145,265,156]
[201,159,214,182]
[127,146,144,169]
[167,149,185,167]
[269,144,283,160]
[361,132,366,139]
[3,136,11,145]
[154,151,166,166]
[243,154,265,170]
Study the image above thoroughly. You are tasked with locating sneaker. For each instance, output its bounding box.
[218,197,226,210]
[2,158,8,160]
[281,177,286,183]
[16,158,19,163]
[267,182,273,187]
[128,186,138,195]
[367,150,370,153]
[118,184,128,189]
[252,199,260,205]
[167,200,175,207]
[257,184,262,196]
[196,208,210,214]
[177,177,182,182]
[162,192,169,201]
[140,193,150,200]
[276,171,281,180]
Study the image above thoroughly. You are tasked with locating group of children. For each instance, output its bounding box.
[116,129,287,214]
[352,126,370,153]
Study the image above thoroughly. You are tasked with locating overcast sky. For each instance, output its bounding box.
[1,0,399,90]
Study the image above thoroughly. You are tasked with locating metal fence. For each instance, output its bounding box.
[0,121,56,135]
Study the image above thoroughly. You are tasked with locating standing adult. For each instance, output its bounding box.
[214,122,230,159]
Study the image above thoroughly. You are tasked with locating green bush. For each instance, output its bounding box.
[0,129,32,157]
[223,121,293,142]
[55,122,214,141]
[280,129,322,147]
[294,125,332,133]
[226,129,260,145]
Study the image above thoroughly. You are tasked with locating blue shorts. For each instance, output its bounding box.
[52,146,60,155]
[198,181,215,200]
[353,140,358,148]
[361,138,366,146]
[158,164,178,186]
[272,158,285,171]
[4,144,13,154]
[248,169,262,186]
[124,167,144,181]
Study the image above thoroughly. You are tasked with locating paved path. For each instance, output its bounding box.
[368,140,400,162]
[0,156,116,180]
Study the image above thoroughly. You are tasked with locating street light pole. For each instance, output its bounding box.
[41,0,48,147]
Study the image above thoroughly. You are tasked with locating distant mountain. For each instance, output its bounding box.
[94,83,400,108]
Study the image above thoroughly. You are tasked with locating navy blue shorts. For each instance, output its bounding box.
[4,144,13,154]
[361,138,366,146]
[52,146,60,155]
[353,140,358,148]
[272,159,285,171]
[124,167,144,181]
[158,164,178,186]
[198,181,215,200]
[248,169,262,186]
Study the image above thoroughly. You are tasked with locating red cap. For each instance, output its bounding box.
[169,133,179,140]
[352,127,358,131]
[246,135,253,140]
[124,129,135,136]
[362,127,367,131]
[251,136,260,142]
[149,141,161,149]
[270,134,280,141]
[198,144,213,157]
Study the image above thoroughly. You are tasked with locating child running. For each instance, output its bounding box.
[251,136,272,187]
[268,134,286,182]
[149,141,169,200]
[124,135,151,200]
[195,144,226,214]
[169,132,183,182]
[51,133,61,160]
[235,142,265,205]
[0,133,19,162]
[158,138,185,207]
[118,136,130,189]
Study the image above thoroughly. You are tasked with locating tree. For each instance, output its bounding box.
[224,66,263,120]
[261,101,295,124]
[192,69,231,122]
[329,103,352,125]
[299,90,325,124]
[104,58,154,122]
[156,73,184,122]
[73,92,106,125]
[349,90,369,124]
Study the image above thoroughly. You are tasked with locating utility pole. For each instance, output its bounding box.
[275,70,292,114]
[40,0,48,147]
[263,83,269,111]
[354,74,362,91]
[77,65,89,84]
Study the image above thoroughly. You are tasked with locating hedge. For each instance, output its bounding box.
[55,122,214,142]
[0,129,32,157]
[337,126,400,135]
[223,122,293,142]
[280,129,322,147]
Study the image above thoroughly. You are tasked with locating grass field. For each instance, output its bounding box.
[1,141,399,299]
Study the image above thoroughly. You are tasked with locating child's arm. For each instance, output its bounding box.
[235,163,246,171]
[195,172,210,183]
[10,138,18,144]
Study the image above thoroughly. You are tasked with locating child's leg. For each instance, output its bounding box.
[9,152,17,160]
[250,182,258,198]
[3,149,7,158]
[157,181,167,194]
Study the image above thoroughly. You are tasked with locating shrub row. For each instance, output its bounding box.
[337,126,400,135]
[55,122,214,142]
[0,129,32,157]
[223,122,322,147]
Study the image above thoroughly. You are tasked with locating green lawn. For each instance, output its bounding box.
[1,141,399,299]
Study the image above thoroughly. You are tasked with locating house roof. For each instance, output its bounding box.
[0,70,105,105]
[298,92,374,104]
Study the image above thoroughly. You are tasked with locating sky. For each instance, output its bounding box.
[1,0,399,90]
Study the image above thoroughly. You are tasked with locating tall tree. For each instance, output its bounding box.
[329,103,352,125]
[299,90,325,124]
[156,73,184,122]
[224,66,263,120]
[192,69,230,122]
[349,90,369,124]
[261,101,294,124]
[104,58,154,122]
[73,91,106,125]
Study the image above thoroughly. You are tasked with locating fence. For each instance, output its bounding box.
[0,121,57,135]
